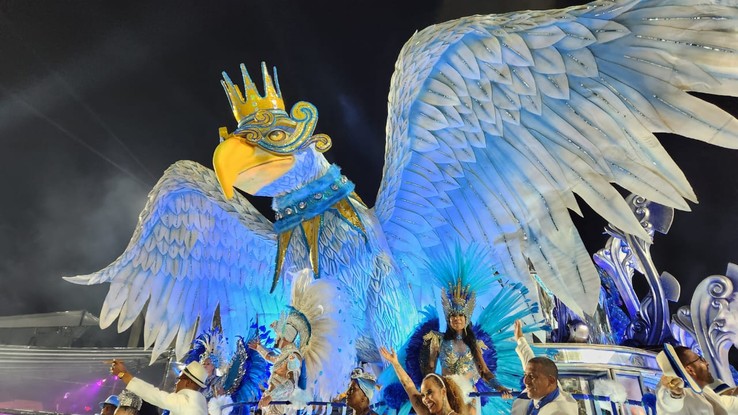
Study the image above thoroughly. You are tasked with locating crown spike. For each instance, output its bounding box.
[240,63,261,109]
[221,72,246,123]
[272,66,282,97]
[261,62,279,102]
[222,62,286,126]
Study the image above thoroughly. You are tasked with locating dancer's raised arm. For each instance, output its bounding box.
[379,347,428,415]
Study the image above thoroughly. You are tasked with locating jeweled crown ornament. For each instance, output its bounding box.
[441,279,476,321]
[222,62,285,126]
[220,62,332,155]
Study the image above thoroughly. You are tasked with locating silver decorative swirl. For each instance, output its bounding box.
[686,268,737,387]
[594,193,676,345]
[707,278,731,299]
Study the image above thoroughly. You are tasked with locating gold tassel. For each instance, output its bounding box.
[301,215,322,277]
[334,199,366,235]
[271,229,294,292]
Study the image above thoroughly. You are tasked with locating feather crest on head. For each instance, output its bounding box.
[277,268,357,399]
[185,327,230,376]
[426,243,499,322]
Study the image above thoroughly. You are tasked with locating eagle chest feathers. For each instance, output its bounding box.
[281,201,376,305]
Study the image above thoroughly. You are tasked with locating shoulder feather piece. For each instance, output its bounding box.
[283,269,357,399]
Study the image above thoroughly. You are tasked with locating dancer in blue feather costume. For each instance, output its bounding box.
[382,244,549,415]
[183,326,269,415]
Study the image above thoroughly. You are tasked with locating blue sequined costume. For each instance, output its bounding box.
[424,331,490,384]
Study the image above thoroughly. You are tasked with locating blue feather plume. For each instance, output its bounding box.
[404,306,440,384]
[383,382,409,410]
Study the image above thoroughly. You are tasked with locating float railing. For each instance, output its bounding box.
[223,392,652,415]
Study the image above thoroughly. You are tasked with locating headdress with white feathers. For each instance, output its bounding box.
[275,269,357,399]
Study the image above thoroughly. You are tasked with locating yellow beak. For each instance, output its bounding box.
[213,137,295,198]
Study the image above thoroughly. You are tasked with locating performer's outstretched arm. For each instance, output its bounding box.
[513,320,535,368]
[422,332,440,377]
[380,346,430,415]
[249,339,279,363]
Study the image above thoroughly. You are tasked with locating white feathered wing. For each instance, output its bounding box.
[375,0,738,317]
[65,160,283,363]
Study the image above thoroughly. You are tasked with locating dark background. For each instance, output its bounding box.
[0,0,736,362]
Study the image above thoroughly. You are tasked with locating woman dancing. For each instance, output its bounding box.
[420,245,510,396]
[380,346,467,415]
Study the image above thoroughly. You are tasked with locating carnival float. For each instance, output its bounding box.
[3,0,738,414]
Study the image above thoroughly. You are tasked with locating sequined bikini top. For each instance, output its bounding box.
[439,338,482,382]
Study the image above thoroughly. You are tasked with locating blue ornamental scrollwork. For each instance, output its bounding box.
[593,194,679,346]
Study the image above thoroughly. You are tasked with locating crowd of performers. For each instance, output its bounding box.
[106,245,738,415]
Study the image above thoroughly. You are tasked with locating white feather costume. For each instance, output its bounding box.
[260,269,356,411]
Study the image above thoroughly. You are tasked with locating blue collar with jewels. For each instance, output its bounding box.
[272,165,354,233]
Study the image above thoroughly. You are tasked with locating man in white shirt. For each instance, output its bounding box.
[656,345,738,414]
[511,320,578,415]
[110,359,208,415]
[709,380,738,399]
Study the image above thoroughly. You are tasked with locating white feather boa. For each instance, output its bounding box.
[288,387,312,410]
[592,379,627,404]
[207,395,233,415]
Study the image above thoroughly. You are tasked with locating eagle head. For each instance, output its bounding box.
[213,62,331,198]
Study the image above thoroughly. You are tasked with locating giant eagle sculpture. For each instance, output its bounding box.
[67,0,738,388]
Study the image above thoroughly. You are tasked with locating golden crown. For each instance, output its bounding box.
[221,62,285,126]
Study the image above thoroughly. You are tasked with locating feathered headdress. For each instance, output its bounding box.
[275,268,357,399]
[426,243,499,322]
[184,327,230,376]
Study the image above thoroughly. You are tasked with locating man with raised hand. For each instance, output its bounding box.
[511,320,578,415]
[110,359,208,415]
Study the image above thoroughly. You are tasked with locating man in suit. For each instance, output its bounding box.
[511,320,578,415]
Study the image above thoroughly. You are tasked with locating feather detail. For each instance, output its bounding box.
[287,269,357,399]
[64,160,281,364]
[228,333,270,402]
[208,395,233,415]
[377,0,738,316]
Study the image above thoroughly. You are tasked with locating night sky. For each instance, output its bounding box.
[1,0,737,360]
